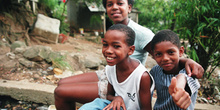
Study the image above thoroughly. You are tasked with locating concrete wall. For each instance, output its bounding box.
[0,79,56,105]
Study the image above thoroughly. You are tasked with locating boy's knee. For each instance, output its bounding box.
[54,86,63,97]
[57,78,65,86]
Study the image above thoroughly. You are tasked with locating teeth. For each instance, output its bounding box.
[107,57,113,60]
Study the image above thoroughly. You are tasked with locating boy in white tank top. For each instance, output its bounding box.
[79,24,154,110]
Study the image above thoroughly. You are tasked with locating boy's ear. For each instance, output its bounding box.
[179,46,184,57]
[128,45,135,55]
[128,4,132,13]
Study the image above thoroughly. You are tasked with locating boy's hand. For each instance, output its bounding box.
[169,77,191,109]
[169,77,177,95]
[103,96,126,110]
[185,59,204,79]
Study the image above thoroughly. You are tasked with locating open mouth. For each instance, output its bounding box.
[106,56,116,64]
[107,57,114,60]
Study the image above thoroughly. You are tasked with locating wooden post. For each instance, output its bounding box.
[31,0,38,14]
[102,13,106,34]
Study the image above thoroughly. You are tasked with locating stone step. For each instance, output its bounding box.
[0,79,219,110]
[0,79,56,105]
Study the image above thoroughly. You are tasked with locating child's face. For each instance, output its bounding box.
[153,41,184,74]
[106,0,131,24]
[102,30,134,66]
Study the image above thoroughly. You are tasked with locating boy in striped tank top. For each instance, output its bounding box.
[150,29,200,110]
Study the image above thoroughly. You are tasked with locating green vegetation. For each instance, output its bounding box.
[134,0,220,79]
[51,55,73,71]
[171,0,220,78]
[134,0,172,33]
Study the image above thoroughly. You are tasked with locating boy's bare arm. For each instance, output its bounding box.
[144,41,153,55]
[139,72,152,110]
[179,58,204,79]
[104,83,126,110]
[169,74,191,109]
[106,83,115,101]
[176,74,187,89]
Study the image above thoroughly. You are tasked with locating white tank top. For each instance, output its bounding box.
[106,60,155,110]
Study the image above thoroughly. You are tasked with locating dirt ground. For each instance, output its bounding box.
[40,34,102,54]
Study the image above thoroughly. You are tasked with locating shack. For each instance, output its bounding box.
[67,0,106,35]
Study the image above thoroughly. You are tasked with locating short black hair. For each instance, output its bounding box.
[102,0,134,8]
[151,29,181,51]
[107,24,135,46]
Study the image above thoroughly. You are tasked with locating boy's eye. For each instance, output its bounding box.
[113,45,120,48]
[107,3,112,7]
[117,2,123,6]
[155,53,162,57]
[103,43,108,47]
[168,51,174,55]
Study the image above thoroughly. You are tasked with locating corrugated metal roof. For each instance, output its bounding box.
[85,2,106,12]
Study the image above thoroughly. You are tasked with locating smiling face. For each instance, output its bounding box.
[153,41,184,74]
[106,0,132,25]
[102,30,134,66]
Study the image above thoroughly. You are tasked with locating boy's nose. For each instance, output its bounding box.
[162,54,169,61]
[106,47,113,54]
[112,4,119,9]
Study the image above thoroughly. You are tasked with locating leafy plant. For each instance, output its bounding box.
[172,0,220,78]
[52,2,69,34]
[51,55,73,71]
[134,0,173,33]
